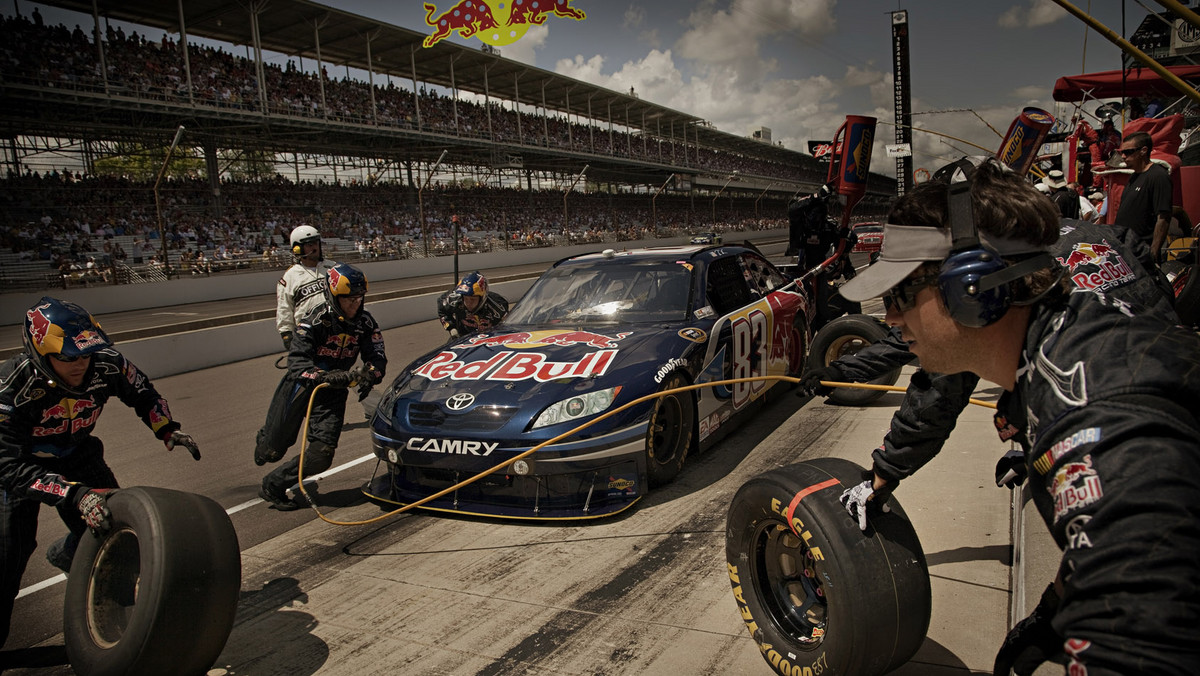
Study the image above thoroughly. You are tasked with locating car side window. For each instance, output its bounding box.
[741,253,785,296]
[705,257,754,315]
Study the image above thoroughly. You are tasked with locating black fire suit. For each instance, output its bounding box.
[257,303,386,498]
[436,291,509,338]
[825,220,1200,673]
[0,349,183,646]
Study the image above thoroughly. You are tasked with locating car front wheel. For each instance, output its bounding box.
[645,372,695,487]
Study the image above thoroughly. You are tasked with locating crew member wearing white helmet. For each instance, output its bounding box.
[276,225,336,350]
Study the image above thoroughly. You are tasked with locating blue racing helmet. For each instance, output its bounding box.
[23,297,111,384]
[325,263,369,306]
[455,271,489,299]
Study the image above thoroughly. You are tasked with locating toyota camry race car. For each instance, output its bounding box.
[365,244,814,519]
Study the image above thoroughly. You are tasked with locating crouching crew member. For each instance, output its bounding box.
[436,271,509,341]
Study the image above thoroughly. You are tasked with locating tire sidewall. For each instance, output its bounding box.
[806,314,899,406]
[645,372,695,487]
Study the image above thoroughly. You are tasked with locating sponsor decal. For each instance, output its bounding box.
[34,398,102,437]
[464,330,631,350]
[607,474,637,494]
[1055,240,1135,294]
[693,306,716,319]
[405,437,498,456]
[25,303,54,351]
[993,413,1021,442]
[730,562,830,676]
[1052,454,1104,523]
[73,330,105,351]
[1064,638,1092,675]
[423,0,586,49]
[317,333,360,359]
[653,358,688,384]
[677,327,708,343]
[698,411,721,441]
[30,477,68,497]
[1064,514,1092,550]
[123,362,147,391]
[446,393,475,410]
[415,350,617,382]
[1034,427,1102,475]
[148,398,173,434]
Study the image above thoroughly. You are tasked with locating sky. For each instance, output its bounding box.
[18,0,1173,178]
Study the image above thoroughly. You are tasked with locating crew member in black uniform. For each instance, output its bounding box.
[255,264,386,511]
[832,158,1200,675]
[436,271,509,341]
[0,298,200,647]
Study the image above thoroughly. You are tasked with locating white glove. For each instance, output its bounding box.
[838,479,891,531]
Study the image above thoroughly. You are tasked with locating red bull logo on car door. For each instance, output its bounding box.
[423,0,587,48]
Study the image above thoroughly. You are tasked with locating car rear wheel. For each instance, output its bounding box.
[726,458,931,676]
[784,313,809,381]
[807,314,899,405]
[64,487,241,676]
[645,372,695,487]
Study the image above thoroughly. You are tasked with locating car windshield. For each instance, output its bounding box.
[505,260,693,325]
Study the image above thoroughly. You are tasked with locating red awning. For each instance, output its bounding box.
[1052,65,1200,102]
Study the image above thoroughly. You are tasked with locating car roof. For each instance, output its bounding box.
[560,244,728,265]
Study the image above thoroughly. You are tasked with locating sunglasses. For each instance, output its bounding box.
[1118,147,1145,157]
[50,353,90,363]
[882,272,939,313]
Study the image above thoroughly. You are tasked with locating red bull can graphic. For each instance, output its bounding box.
[424,0,586,49]
[1054,240,1133,293]
[826,115,877,226]
[996,107,1054,177]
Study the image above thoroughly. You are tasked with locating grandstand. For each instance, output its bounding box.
[0,1,896,290]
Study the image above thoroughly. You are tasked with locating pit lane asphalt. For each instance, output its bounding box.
[0,250,1030,675]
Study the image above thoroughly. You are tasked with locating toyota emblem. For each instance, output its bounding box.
[446,393,475,411]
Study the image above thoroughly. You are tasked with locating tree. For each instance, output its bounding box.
[92,144,204,181]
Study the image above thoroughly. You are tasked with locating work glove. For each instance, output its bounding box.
[995,448,1028,488]
[797,366,841,397]
[73,487,113,535]
[449,328,460,340]
[165,430,201,461]
[993,583,1065,676]
[839,472,891,531]
[354,365,380,402]
[281,331,292,351]
[320,370,354,388]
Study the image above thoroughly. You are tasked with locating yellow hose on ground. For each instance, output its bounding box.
[293,376,996,526]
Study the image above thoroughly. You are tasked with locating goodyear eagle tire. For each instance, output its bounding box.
[807,314,899,405]
[726,458,931,676]
[645,372,695,487]
[64,486,241,676]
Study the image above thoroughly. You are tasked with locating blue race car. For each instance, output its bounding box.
[364,244,814,519]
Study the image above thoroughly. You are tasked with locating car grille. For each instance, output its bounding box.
[407,403,518,432]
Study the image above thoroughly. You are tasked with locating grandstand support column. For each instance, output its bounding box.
[608,102,613,155]
[653,173,676,233]
[588,95,595,153]
[410,45,422,131]
[514,71,524,145]
[626,105,632,156]
[89,0,109,95]
[483,63,493,140]
[366,30,379,125]
[755,182,776,218]
[249,3,269,114]
[541,81,549,146]
[312,17,329,120]
[176,0,195,105]
[712,171,738,223]
[154,126,186,280]
[203,142,223,219]
[565,87,573,146]
[450,53,460,133]
[563,165,589,232]
[642,110,647,157]
[418,150,448,258]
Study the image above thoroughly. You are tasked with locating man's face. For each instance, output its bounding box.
[337,295,363,319]
[463,295,482,312]
[300,241,320,263]
[50,353,91,388]
[1118,141,1150,172]
[883,273,977,375]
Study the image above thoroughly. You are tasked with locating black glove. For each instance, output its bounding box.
[165,430,201,461]
[73,487,113,535]
[281,331,292,351]
[995,448,1028,488]
[838,471,891,531]
[354,365,379,402]
[798,366,842,397]
[993,583,1064,676]
[320,370,354,387]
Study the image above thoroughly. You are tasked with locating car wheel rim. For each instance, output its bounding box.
[86,527,140,649]
[822,334,871,365]
[751,521,827,646]
[649,394,684,466]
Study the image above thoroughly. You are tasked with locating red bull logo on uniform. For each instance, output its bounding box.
[34,397,101,437]
[462,329,631,350]
[415,349,617,382]
[1055,240,1133,293]
[423,0,586,49]
[1051,454,1104,524]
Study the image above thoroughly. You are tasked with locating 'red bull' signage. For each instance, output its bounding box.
[35,397,102,437]
[415,349,617,382]
[826,115,876,225]
[1055,240,1134,293]
[996,107,1054,177]
[462,329,631,350]
[423,0,587,49]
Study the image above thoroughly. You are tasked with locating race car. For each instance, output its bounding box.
[365,244,814,519]
[850,222,883,254]
[690,232,722,245]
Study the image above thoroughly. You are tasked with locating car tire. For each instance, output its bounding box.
[64,486,241,676]
[645,372,695,487]
[806,314,899,405]
[726,458,931,676]
[784,313,810,383]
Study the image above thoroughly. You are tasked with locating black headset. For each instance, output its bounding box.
[937,163,1054,328]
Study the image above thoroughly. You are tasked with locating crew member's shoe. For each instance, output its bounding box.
[45,535,77,574]
[259,483,301,511]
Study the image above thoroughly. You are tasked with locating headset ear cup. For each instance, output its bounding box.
[938,249,1010,327]
[293,244,302,255]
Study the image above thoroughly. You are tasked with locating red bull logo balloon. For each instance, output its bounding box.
[423,0,587,49]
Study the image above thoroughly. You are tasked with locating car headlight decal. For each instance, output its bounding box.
[530,386,622,430]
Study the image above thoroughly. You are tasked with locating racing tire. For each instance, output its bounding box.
[645,372,695,487]
[64,486,242,676]
[726,458,931,676]
[1170,261,1200,328]
[807,314,899,405]
[784,312,810,383]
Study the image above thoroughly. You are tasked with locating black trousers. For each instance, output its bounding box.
[255,377,346,496]
[0,438,117,648]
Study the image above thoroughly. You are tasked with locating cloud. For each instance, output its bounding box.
[675,0,836,67]
[998,0,1068,29]
[498,24,549,66]
[624,4,645,29]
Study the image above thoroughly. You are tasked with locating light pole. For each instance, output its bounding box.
[563,164,589,232]
[755,182,776,219]
[153,125,185,279]
[652,173,676,233]
[711,171,738,223]
[417,149,448,258]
